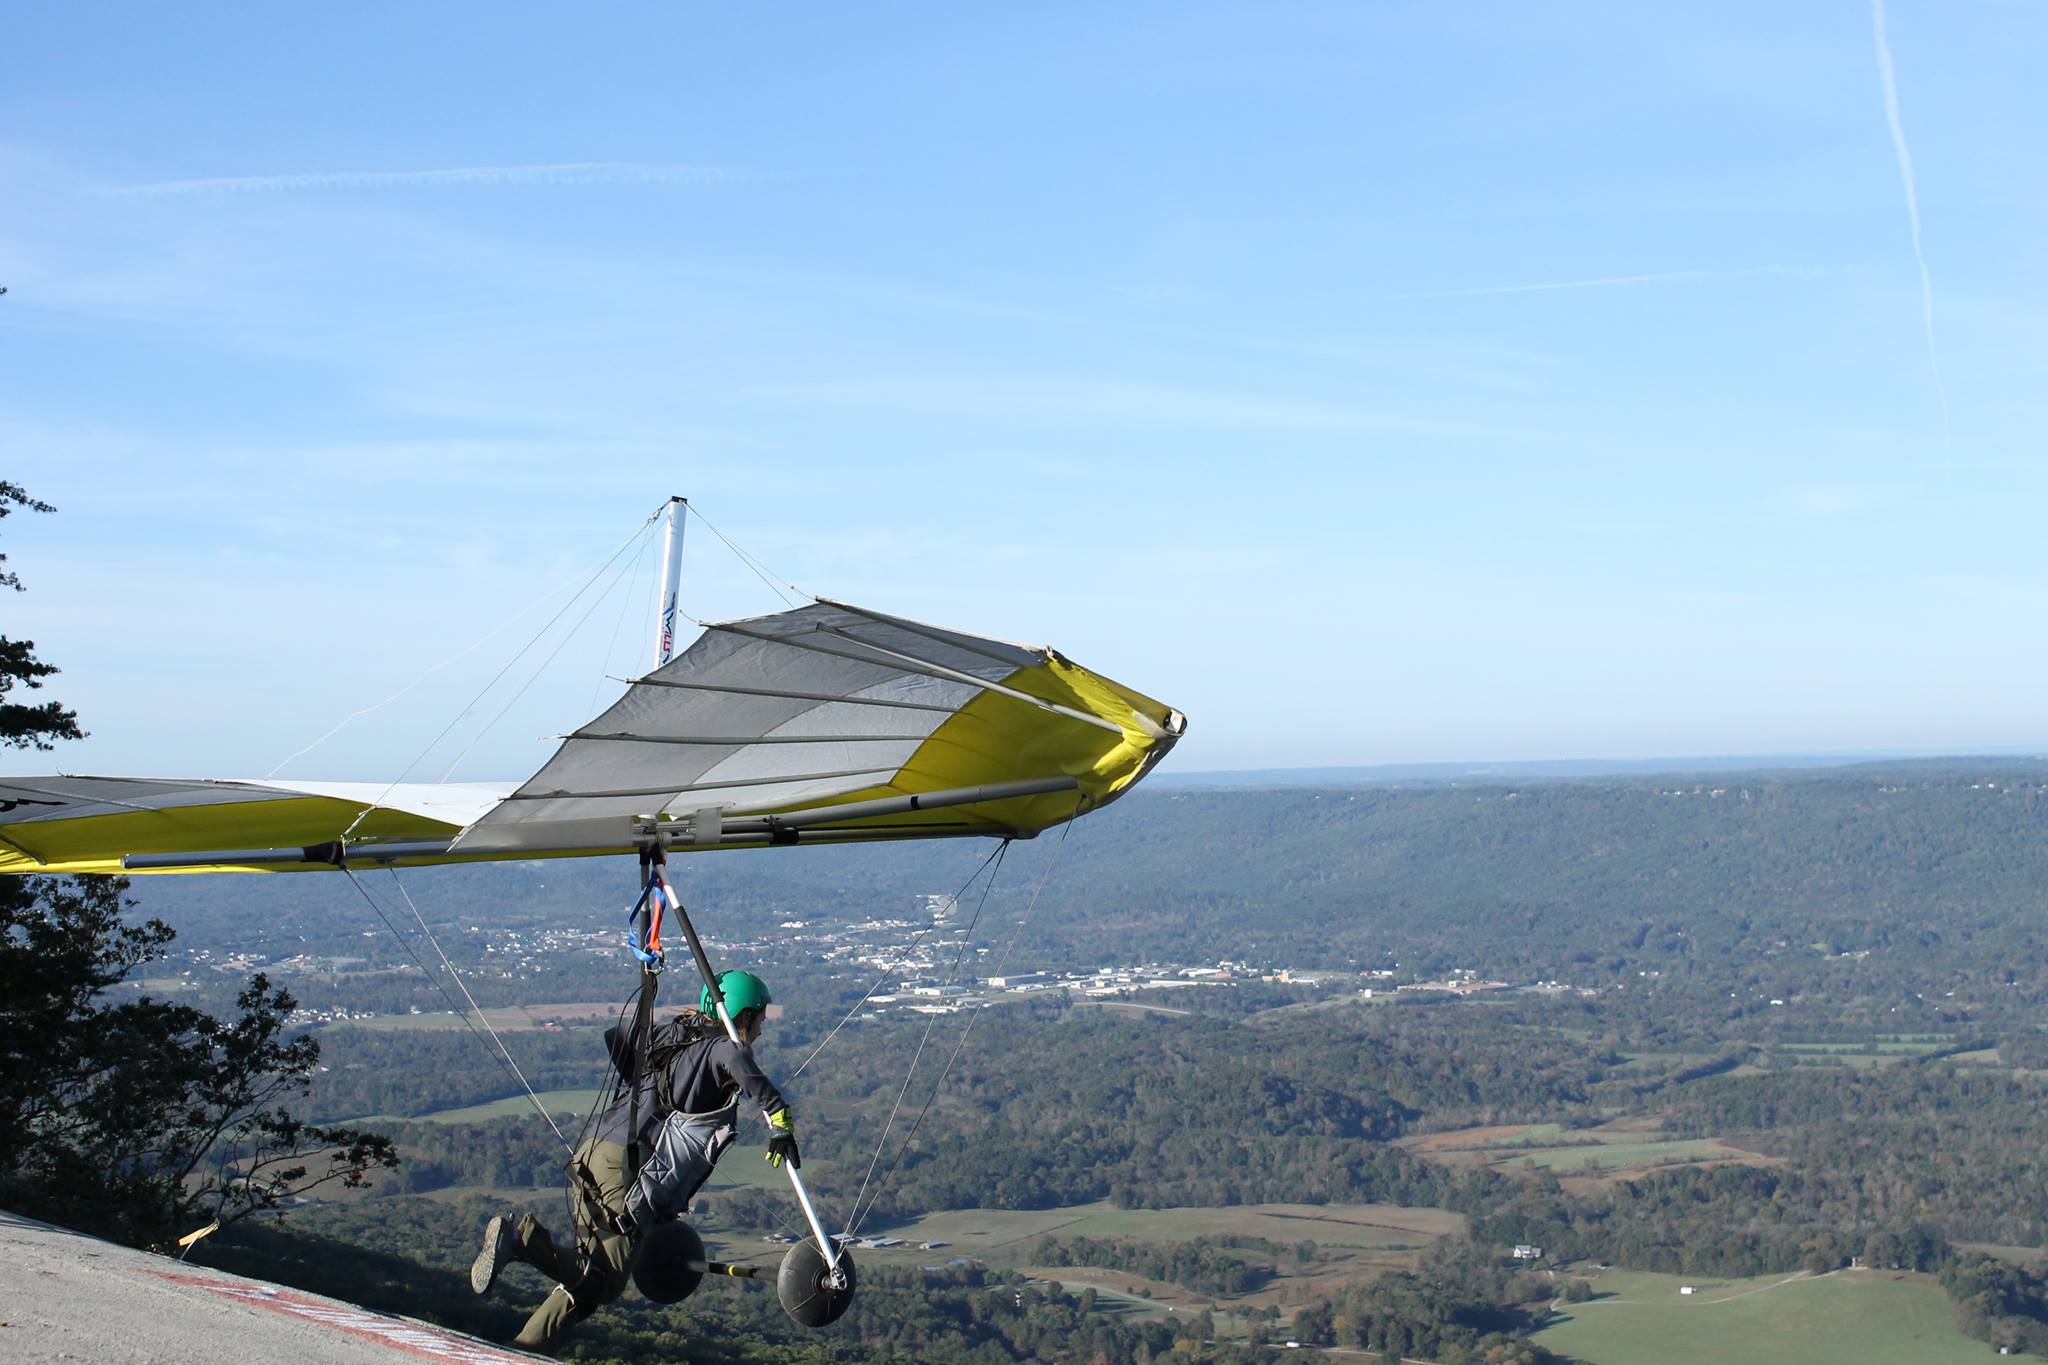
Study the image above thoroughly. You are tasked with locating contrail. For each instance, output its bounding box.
[1388,265,1836,300]
[1871,0,1952,452]
[115,162,818,195]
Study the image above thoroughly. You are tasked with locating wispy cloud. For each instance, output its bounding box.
[1871,0,1952,453]
[744,373,1547,440]
[113,161,823,195]
[1385,265,1842,301]
[1783,483,1899,514]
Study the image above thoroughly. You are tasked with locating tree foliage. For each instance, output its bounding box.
[0,874,400,1245]
[0,483,394,1247]
[0,482,82,749]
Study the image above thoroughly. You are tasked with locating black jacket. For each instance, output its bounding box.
[596,1014,788,1149]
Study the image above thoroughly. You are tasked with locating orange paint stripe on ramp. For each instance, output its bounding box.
[142,1270,533,1364]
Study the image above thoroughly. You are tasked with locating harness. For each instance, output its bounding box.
[641,1011,726,1118]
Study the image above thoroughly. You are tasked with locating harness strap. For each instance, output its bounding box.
[625,847,666,1178]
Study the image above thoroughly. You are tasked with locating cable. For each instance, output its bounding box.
[265,532,654,780]
[340,869,574,1155]
[789,841,1009,1081]
[385,869,570,1150]
[682,503,807,610]
[849,799,1080,1234]
[561,981,646,1238]
[587,521,658,720]
[843,841,1011,1230]
[340,508,661,841]
[436,521,654,781]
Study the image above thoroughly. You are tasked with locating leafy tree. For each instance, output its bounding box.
[0,485,395,1247]
[0,482,82,749]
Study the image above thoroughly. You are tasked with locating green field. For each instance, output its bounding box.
[336,1011,477,1032]
[1427,1122,1571,1150]
[839,1200,1461,1264]
[1536,1268,1991,1364]
[1501,1139,1737,1171]
[377,1088,605,1124]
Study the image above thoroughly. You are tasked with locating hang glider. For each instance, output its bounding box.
[0,599,1184,876]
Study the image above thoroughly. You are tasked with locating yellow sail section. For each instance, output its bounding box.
[0,779,502,876]
[751,654,1179,839]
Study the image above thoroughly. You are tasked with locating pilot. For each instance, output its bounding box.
[468,970,798,1353]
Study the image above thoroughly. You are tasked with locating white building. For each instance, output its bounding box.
[986,971,1056,989]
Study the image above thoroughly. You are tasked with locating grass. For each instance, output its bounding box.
[360,1088,606,1124]
[844,1200,1461,1264]
[1500,1139,1736,1171]
[1535,1268,1991,1365]
[1954,1242,2046,1265]
[1408,1122,1762,1180]
[1053,1202,1462,1247]
[839,1199,1464,1315]
[325,1002,624,1033]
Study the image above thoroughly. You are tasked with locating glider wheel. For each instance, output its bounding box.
[778,1240,857,1328]
[632,1220,707,1305]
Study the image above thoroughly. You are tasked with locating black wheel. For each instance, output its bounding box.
[633,1220,706,1304]
[778,1240,857,1327]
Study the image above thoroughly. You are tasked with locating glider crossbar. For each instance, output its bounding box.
[659,775,1080,838]
[117,815,1037,872]
[123,839,458,871]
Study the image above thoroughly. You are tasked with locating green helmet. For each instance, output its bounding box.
[701,969,772,1019]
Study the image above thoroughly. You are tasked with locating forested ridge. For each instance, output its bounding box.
[126,760,2048,1000]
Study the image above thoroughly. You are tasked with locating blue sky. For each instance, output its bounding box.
[4,2,2044,780]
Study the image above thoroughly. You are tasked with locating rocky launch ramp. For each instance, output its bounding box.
[0,1210,542,1365]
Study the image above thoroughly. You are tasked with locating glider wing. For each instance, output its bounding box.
[0,600,1183,873]
[453,599,1184,855]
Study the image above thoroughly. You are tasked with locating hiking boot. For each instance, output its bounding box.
[471,1215,517,1296]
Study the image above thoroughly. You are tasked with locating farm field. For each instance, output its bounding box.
[1402,1120,1772,1180]
[354,1088,605,1124]
[1534,1268,1991,1365]
[1496,1139,1738,1171]
[327,1002,622,1033]
[854,1199,1462,1260]
[824,1199,1464,1317]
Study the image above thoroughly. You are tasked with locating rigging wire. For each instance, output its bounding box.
[340,868,573,1155]
[385,869,570,1151]
[340,508,662,841]
[843,840,1011,1230]
[682,502,808,611]
[587,520,658,720]
[264,539,656,781]
[436,521,655,781]
[788,840,1010,1082]
[558,980,648,1237]
[849,800,1080,1235]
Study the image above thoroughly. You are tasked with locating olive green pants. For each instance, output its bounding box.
[511,1138,634,1355]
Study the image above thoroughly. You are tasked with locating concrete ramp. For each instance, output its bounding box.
[0,1210,543,1364]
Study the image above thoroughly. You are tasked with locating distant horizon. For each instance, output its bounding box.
[1157,745,2048,787]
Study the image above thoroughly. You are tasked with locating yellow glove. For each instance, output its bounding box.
[766,1108,800,1170]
